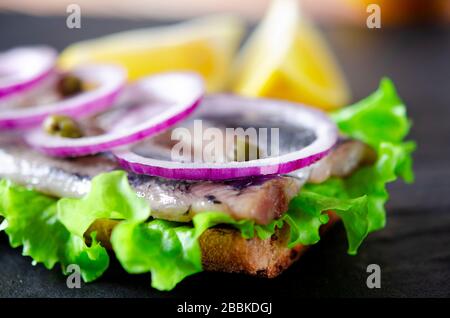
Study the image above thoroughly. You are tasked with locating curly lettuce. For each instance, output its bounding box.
[0,179,109,282]
[111,220,201,291]
[330,78,415,233]
[57,171,150,237]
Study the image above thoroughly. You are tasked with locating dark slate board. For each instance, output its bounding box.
[0,13,449,298]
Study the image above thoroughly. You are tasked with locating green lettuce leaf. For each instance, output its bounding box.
[56,170,150,282]
[193,211,260,239]
[57,170,150,237]
[330,78,415,233]
[0,179,67,269]
[284,189,368,254]
[63,233,110,282]
[331,78,411,147]
[0,179,108,281]
[111,219,201,291]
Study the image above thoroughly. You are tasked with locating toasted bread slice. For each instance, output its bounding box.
[87,211,338,278]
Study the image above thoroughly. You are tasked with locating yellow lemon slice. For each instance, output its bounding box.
[231,0,350,110]
[59,16,244,92]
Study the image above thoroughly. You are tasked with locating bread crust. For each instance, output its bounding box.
[199,211,339,277]
[87,212,339,278]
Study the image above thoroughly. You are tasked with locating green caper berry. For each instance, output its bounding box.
[43,115,83,138]
[57,74,83,97]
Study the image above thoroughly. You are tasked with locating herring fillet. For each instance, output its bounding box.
[0,135,300,225]
[0,134,372,224]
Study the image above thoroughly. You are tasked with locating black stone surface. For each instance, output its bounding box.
[0,13,449,298]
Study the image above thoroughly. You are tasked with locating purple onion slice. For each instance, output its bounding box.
[26,72,204,157]
[113,95,338,180]
[1,64,126,129]
[0,46,57,101]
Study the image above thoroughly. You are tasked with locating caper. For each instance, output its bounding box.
[43,115,83,138]
[57,74,83,97]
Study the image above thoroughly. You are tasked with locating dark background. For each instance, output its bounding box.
[0,13,449,298]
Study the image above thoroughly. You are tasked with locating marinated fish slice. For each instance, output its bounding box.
[0,136,299,225]
[0,136,373,224]
[308,139,376,183]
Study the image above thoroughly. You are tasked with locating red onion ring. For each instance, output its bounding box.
[25,72,204,157]
[0,46,57,100]
[0,64,126,129]
[113,95,338,180]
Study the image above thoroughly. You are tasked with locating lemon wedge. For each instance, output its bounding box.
[231,0,350,110]
[59,16,244,92]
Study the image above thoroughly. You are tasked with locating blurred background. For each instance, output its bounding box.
[1,0,450,24]
[0,0,449,297]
